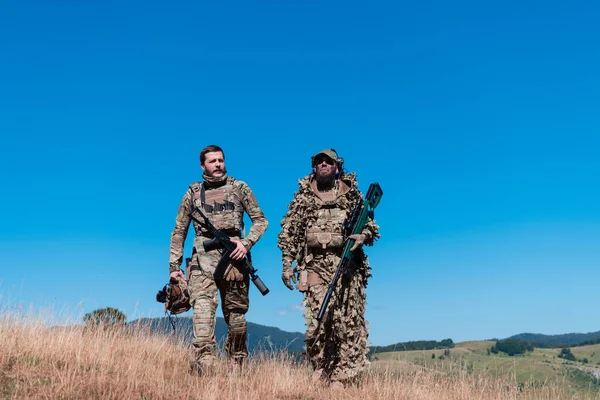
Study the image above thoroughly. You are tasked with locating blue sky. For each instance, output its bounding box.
[1,0,599,345]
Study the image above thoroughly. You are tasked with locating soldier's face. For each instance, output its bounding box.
[313,155,338,181]
[201,151,226,177]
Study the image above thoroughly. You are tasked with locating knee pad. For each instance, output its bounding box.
[228,313,247,336]
[193,299,216,341]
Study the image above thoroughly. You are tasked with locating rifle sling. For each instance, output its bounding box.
[190,205,240,237]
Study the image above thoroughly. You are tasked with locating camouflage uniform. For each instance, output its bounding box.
[278,172,379,385]
[169,174,268,367]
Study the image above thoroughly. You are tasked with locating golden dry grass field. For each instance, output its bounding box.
[1,312,599,400]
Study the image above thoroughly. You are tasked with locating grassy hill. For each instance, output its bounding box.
[126,316,600,397]
[1,314,582,399]
[372,340,600,396]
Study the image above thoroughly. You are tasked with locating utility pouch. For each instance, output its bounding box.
[306,232,344,249]
[296,271,309,292]
[296,271,324,292]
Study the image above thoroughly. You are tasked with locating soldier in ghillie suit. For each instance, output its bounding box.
[169,145,268,375]
[278,149,380,387]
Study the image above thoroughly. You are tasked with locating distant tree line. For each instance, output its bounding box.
[490,340,593,364]
[521,337,600,349]
[369,339,454,356]
[510,332,600,348]
[490,339,533,356]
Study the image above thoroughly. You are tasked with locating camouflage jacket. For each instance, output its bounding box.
[169,176,268,272]
[278,173,379,279]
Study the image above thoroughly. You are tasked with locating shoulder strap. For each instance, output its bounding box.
[228,176,244,200]
[188,182,202,201]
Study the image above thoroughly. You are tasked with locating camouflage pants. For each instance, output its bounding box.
[188,267,249,366]
[302,252,369,384]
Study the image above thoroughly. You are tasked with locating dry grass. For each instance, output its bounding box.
[0,312,597,400]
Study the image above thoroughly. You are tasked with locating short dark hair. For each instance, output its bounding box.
[200,145,225,165]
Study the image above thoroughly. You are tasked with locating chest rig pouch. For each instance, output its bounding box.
[305,204,347,249]
[193,179,242,233]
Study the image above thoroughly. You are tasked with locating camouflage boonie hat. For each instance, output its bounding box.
[311,148,341,167]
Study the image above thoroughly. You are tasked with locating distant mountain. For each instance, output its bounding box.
[509,331,600,347]
[130,317,305,353]
[130,316,600,354]
[369,339,455,355]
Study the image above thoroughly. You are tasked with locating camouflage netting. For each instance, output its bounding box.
[278,172,380,385]
[278,173,378,270]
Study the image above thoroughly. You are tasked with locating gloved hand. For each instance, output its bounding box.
[224,264,244,281]
[349,233,366,252]
[282,257,297,290]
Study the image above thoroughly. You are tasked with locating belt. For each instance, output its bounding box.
[306,246,342,256]
[296,271,326,291]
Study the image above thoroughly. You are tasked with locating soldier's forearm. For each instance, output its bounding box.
[244,218,268,249]
[169,228,188,271]
[361,219,380,245]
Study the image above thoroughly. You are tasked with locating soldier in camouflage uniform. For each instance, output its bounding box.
[278,149,379,387]
[169,145,268,374]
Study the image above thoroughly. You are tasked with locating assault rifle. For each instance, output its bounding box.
[316,182,383,322]
[190,207,270,296]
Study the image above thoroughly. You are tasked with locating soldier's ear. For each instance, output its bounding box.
[200,161,205,172]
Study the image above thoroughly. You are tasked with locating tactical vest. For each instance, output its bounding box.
[305,180,351,249]
[189,177,244,236]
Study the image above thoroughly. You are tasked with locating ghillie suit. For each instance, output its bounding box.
[278,172,379,385]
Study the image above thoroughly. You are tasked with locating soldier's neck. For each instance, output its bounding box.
[316,179,336,193]
[311,178,338,203]
[202,173,228,188]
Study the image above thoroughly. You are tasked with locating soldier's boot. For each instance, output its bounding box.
[226,357,243,377]
[189,359,205,377]
[189,353,217,377]
[311,368,325,383]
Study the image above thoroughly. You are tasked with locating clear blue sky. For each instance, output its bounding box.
[1,0,599,346]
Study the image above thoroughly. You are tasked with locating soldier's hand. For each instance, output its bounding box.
[229,239,248,261]
[349,234,366,252]
[282,257,296,290]
[170,270,185,280]
[224,265,245,281]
